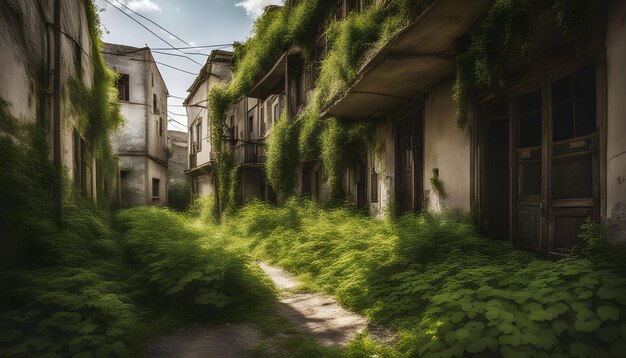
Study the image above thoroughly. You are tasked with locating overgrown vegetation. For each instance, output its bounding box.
[453,0,604,127]
[224,199,626,357]
[208,0,414,208]
[266,110,299,202]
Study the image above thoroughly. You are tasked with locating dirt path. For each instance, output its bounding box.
[143,262,392,356]
[258,261,394,347]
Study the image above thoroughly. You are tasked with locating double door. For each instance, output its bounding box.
[514,65,599,254]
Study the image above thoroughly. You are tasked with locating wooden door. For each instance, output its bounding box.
[515,90,544,251]
[547,65,598,254]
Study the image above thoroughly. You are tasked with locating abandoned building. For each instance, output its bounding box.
[185,50,276,204]
[167,130,191,208]
[0,0,114,205]
[234,0,626,253]
[102,43,169,207]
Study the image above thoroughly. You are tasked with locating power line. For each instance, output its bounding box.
[152,50,209,57]
[151,44,234,50]
[168,117,187,128]
[104,0,203,66]
[168,95,187,100]
[168,110,187,117]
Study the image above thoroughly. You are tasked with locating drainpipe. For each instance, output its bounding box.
[53,0,63,222]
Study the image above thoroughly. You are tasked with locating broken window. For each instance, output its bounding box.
[552,65,596,141]
[153,94,158,114]
[117,74,129,101]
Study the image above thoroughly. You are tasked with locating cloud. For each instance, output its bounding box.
[112,0,161,13]
[236,0,283,18]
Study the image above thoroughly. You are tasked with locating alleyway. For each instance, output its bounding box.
[142,262,392,357]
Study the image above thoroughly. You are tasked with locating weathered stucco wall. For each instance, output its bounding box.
[0,0,99,202]
[606,0,626,244]
[368,118,395,217]
[424,82,471,212]
[119,156,146,207]
[103,44,169,206]
[196,174,214,197]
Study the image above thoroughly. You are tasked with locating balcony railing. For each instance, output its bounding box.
[233,142,266,166]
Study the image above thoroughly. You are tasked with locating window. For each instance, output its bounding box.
[517,90,542,148]
[73,129,87,195]
[230,115,235,141]
[551,65,596,141]
[159,117,163,137]
[249,116,254,133]
[273,102,279,124]
[195,120,202,151]
[260,105,266,134]
[153,94,158,114]
[117,74,129,101]
[152,178,160,198]
[151,73,154,87]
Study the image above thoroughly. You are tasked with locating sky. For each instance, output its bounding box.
[95,0,283,132]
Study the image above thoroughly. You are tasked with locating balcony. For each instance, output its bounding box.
[233,142,266,166]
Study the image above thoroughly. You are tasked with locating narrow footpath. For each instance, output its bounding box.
[143,262,392,357]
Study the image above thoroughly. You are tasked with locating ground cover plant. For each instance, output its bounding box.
[222,198,626,357]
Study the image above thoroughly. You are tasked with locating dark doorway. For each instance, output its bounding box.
[482,103,510,240]
[356,161,367,208]
[396,109,424,213]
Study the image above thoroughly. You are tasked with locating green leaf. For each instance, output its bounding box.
[569,341,588,358]
[596,326,620,343]
[72,352,94,358]
[0,329,21,343]
[597,305,620,321]
[551,320,568,336]
[465,337,498,353]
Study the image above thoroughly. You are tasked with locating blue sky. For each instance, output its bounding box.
[95,0,283,132]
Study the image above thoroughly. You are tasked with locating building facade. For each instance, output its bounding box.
[0,0,114,205]
[102,43,169,207]
[239,0,626,253]
[185,50,275,205]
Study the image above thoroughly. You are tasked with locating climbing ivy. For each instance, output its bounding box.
[321,119,374,203]
[265,110,299,203]
[429,169,448,201]
[453,0,605,128]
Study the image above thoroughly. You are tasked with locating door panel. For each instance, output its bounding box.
[547,65,597,254]
[515,90,544,251]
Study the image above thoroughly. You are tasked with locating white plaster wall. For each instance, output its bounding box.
[424,82,471,212]
[187,80,210,165]
[105,51,148,152]
[606,0,626,244]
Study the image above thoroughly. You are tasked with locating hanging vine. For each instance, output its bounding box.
[453,0,604,128]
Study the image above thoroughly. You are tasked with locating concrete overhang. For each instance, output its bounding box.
[321,0,491,120]
[247,52,288,99]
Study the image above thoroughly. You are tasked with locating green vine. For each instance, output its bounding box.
[266,110,299,203]
[321,118,374,203]
[453,0,604,128]
[65,0,124,206]
[429,168,447,200]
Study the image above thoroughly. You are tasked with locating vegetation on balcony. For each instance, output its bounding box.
[208,0,415,209]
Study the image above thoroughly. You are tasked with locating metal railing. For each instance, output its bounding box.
[233,142,266,165]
